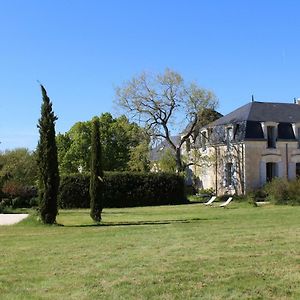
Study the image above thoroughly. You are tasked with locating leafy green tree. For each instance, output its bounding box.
[158,149,177,173]
[0,148,38,187]
[191,108,223,141]
[89,118,103,222]
[37,85,60,224]
[0,148,38,200]
[57,113,149,174]
[57,122,91,173]
[116,69,218,171]
[128,141,150,172]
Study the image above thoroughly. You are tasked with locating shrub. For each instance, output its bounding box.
[0,198,12,213]
[263,178,300,205]
[198,188,215,196]
[59,174,90,208]
[232,193,260,206]
[11,197,30,209]
[59,172,186,208]
[1,180,38,208]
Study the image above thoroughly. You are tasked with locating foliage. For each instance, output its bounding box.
[37,85,60,224]
[58,172,186,208]
[263,177,300,205]
[128,141,150,172]
[158,148,177,172]
[0,148,38,186]
[89,118,104,222]
[58,174,90,208]
[56,113,149,174]
[0,148,38,202]
[116,68,218,171]
[198,187,215,196]
[2,180,37,200]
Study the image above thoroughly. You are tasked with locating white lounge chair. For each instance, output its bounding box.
[204,196,217,205]
[220,197,233,207]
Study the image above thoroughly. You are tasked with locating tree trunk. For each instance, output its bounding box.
[175,148,184,172]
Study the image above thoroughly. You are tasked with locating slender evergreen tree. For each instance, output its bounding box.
[37,85,59,224]
[90,118,103,222]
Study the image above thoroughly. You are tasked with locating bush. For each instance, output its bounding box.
[197,188,215,196]
[59,174,90,208]
[2,180,37,202]
[263,178,300,205]
[0,198,12,213]
[59,172,187,208]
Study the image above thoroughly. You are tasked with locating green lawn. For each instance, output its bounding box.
[0,203,299,299]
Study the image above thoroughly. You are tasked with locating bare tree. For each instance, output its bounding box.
[116,69,218,171]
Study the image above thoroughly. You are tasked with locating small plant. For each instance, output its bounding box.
[198,187,215,196]
[263,178,300,205]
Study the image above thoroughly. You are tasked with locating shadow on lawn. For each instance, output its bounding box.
[63,217,211,228]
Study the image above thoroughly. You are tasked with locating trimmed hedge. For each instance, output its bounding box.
[58,172,187,208]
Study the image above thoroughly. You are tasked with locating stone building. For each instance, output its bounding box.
[185,101,300,195]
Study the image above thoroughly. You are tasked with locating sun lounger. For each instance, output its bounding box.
[220,197,233,207]
[204,196,217,205]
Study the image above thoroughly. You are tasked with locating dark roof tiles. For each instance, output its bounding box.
[209,101,300,126]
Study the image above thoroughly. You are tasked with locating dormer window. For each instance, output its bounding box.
[226,127,233,150]
[207,128,213,143]
[267,126,276,148]
[261,122,278,148]
[202,131,207,151]
[292,123,300,148]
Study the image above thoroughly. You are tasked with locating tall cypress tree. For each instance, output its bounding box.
[37,85,59,224]
[90,118,103,222]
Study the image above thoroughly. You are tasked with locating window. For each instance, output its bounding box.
[226,127,233,150]
[225,163,233,187]
[296,163,300,178]
[233,124,240,140]
[266,162,277,182]
[207,128,213,143]
[202,131,207,151]
[186,139,191,152]
[267,126,276,148]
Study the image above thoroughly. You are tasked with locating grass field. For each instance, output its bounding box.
[0,202,299,299]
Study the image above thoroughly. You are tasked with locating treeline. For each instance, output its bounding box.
[0,113,149,199]
[57,113,150,174]
[0,112,185,210]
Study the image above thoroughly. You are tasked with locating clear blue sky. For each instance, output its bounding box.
[1,0,300,150]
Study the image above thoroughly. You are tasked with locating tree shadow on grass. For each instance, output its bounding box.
[63,217,213,228]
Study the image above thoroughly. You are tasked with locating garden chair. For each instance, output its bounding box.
[219,197,233,207]
[204,196,217,205]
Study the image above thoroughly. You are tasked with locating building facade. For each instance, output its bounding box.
[184,101,300,195]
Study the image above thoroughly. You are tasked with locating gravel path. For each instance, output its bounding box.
[0,214,29,225]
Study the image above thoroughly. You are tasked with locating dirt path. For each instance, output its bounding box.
[0,214,29,225]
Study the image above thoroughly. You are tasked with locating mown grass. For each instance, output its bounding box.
[0,202,299,299]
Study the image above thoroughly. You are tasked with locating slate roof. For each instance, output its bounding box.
[205,101,300,144]
[209,101,300,126]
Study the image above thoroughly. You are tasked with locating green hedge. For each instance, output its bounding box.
[58,172,187,208]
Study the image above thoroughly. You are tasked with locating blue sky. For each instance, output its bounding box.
[1,0,300,150]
